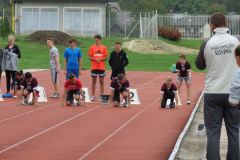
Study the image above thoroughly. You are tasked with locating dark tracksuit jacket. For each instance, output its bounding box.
[109,49,129,79]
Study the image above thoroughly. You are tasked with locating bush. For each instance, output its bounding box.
[0,16,12,37]
[158,26,181,41]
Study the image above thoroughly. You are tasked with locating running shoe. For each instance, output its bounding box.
[49,93,56,98]
[91,96,95,102]
[13,94,18,98]
[72,102,79,106]
[28,102,34,105]
[21,97,28,105]
[78,100,83,106]
[123,100,128,107]
[52,93,60,99]
[187,99,190,105]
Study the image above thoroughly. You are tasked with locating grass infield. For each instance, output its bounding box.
[0,36,205,72]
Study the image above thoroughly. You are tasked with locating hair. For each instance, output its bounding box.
[117,73,125,80]
[210,12,227,28]
[68,73,76,80]
[94,34,102,40]
[115,41,121,46]
[69,38,76,44]
[179,54,186,59]
[15,70,23,76]
[25,72,32,79]
[46,38,54,42]
[8,34,15,42]
[175,61,178,64]
[235,45,240,57]
[166,76,172,83]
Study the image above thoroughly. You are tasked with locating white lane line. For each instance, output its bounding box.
[78,98,159,160]
[0,102,61,123]
[0,105,102,154]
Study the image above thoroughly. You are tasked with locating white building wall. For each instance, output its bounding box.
[14,1,107,36]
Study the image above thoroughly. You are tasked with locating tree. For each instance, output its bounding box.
[205,3,227,15]
[0,16,12,37]
[132,0,168,14]
[118,0,140,11]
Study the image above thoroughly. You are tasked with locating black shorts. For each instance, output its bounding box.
[91,70,106,77]
[66,89,80,102]
[112,88,127,102]
[111,69,125,80]
[14,79,21,90]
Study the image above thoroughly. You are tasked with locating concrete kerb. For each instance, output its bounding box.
[168,90,205,160]
[1,69,49,76]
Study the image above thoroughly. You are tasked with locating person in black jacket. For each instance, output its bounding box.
[109,41,129,80]
[4,34,21,94]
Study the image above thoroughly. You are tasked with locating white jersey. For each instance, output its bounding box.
[195,28,240,94]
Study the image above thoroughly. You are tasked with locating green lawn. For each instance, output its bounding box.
[0,36,205,72]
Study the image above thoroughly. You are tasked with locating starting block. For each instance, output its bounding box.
[123,89,141,104]
[0,89,4,101]
[73,87,91,103]
[99,95,110,105]
[28,87,48,102]
[166,92,182,108]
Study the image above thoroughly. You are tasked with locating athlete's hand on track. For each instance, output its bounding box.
[64,70,68,75]
[34,103,39,106]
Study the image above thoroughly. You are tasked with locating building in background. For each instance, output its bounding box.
[13,0,109,36]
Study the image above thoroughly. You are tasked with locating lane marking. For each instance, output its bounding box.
[0,105,102,154]
[78,98,159,160]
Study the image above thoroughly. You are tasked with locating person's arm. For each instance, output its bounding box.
[64,58,67,75]
[174,92,179,108]
[229,71,240,106]
[122,51,129,68]
[98,55,108,62]
[61,88,67,106]
[89,55,97,62]
[195,39,210,70]
[108,89,114,107]
[109,52,113,68]
[127,89,131,108]
[16,87,24,105]
[55,55,60,73]
[158,93,163,108]
[15,45,21,58]
[33,89,39,106]
[79,88,86,106]
[79,58,82,75]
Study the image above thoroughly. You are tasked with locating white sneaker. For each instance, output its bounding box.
[21,97,28,105]
[13,94,18,98]
[72,102,79,106]
[187,99,190,104]
[123,100,128,107]
[91,96,95,102]
[49,93,56,98]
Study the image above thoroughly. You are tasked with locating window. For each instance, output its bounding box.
[22,7,58,33]
[194,28,199,33]
[63,7,101,35]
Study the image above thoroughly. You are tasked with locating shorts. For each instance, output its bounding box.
[66,89,80,102]
[51,68,59,83]
[26,90,39,97]
[91,70,106,77]
[111,69,125,80]
[112,88,127,102]
[177,77,191,84]
[66,68,79,80]
[14,80,21,90]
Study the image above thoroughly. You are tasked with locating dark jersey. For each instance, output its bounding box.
[176,61,191,77]
[110,78,130,92]
[160,83,177,94]
[21,77,39,92]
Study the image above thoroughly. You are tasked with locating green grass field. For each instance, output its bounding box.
[0,36,205,72]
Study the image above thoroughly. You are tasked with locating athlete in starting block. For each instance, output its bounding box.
[16,72,40,106]
[61,73,85,106]
[158,77,179,109]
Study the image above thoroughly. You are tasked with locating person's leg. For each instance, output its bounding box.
[161,93,168,108]
[186,77,191,100]
[54,71,59,96]
[72,68,79,79]
[91,77,97,97]
[121,91,128,100]
[0,65,2,87]
[223,95,239,160]
[113,91,120,107]
[204,94,223,160]
[99,70,106,95]
[11,71,16,80]
[14,85,18,94]
[5,70,11,93]
[177,77,182,97]
[74,89,81,102]
[99,77,104,95]
[66,91,74,106]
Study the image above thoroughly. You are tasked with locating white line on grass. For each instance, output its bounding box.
[0,105,102,154]
[78,98,159,160]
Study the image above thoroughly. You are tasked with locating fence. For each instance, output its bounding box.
[0,8,13,27]
[158,14,240,38]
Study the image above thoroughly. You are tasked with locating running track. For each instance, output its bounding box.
[0,70,205,160]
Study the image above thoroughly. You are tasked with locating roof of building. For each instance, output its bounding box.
[227,12,238,15]
[13,0,108,2]
[108,2,121,11]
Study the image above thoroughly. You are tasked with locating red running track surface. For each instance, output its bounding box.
[0,70,205,160]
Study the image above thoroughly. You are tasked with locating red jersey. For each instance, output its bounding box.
[64,78,82,91]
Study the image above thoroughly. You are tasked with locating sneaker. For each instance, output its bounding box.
[49,93,56,98]
[21,97,28,105]
[28,102,34,105]
[91,96,95,102]
[13,94,18,98]
[78,99,83,106]
[72,102,79,106]
[52,93,59,99]
[187,99,190,105]
[123,100,128,107]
